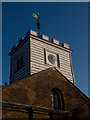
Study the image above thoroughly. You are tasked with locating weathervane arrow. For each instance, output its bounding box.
[33,12,41,36]
[33,13,39,19]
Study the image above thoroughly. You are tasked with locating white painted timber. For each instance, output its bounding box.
[52,38,59,45]
[41,34,49,41]
[62,43,69,49]
[30,36,74,83]
[9,32,74,84]
[26,30,37,36]
[10,39,30,83]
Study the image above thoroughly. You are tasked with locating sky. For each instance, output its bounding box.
[2,2,88,97]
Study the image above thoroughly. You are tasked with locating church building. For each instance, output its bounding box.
[2,29,90,120]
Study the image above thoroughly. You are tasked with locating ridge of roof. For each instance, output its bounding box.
[2,67,53,88]
[3,67,89,100]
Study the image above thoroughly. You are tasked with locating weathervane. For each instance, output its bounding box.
[33,12,40,36]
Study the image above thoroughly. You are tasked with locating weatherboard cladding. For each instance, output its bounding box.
[10,39,30,83]
[30,37,73,83]
[9,33,73,83]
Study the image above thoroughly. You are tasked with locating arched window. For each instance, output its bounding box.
[51,89,64,110]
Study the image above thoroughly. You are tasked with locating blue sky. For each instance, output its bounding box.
[2,2,88,97]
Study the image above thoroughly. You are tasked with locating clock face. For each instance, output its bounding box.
[48,54,56,64]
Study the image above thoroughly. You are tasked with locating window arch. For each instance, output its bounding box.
[51,88,64,110]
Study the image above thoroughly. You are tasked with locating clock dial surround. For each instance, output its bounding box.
[48,54,56,64]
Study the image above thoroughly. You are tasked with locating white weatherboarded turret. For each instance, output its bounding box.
[9,30,75,84]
